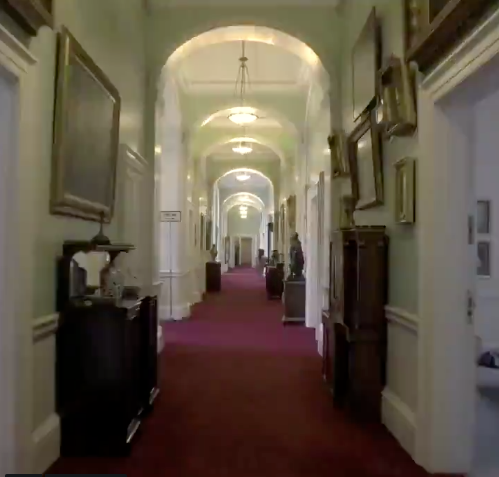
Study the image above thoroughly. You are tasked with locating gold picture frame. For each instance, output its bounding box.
[328,130,349,178]
[347,110,383,210]
[286,195,296,232]
[394,157,416,224]
[378,55,417,138]
[51,27,121,222]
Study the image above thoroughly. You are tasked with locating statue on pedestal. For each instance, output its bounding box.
[288,232,304,280]
[209,244,218,262]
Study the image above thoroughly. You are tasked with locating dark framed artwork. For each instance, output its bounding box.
[3,0,53,35]
[51,27,121,222]
[477,200,491,234]
[477,241,491,277]
[348,110,383,210]
[328,130,349,178]
[205,218,212,250]
[351,7,381,122]
[200,214,205,250]
[405,0,496,73]
[224,236,230,264]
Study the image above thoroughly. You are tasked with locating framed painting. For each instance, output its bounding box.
[3,0,53,35]
[51,26,121,222]
[224,236,230,264]
[477,200,491,234]
[394,157,416,224]
[205,218,212,250]
[405,0,496,72]
[328,130,349,178]
[286,195,296,232]
[351,8,381,122]
[348,110,383,210]
[200,214,205,250]
[477,241,491,278]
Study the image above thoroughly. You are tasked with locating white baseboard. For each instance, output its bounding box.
[32,412,60,474]
[382,388,416,457]
[159,303,191,321]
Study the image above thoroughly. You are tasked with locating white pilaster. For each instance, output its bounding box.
[157,73,191,320]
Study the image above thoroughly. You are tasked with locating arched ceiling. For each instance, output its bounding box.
[166,32,326,169]
[223,192,265,212]
[218,169,272,189]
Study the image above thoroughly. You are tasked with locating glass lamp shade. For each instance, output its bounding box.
[232,142,253,155]
[236,173,251,181]
[228,111,258,125]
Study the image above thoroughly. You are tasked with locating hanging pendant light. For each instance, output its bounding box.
[232,142,253,155]
[229,41,258,125]
[236,172,251,181]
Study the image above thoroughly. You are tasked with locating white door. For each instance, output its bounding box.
[116,146,148,285]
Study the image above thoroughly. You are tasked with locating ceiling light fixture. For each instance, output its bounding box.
[232,142,252,155]
[236,172,251,181]
[229,109,258,125]
[239,205,248,211]
[228,41,258,125]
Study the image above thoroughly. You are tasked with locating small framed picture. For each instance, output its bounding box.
[327,131,349,178]
[477,200,491,234]
[394,157,416,224]
[477,241,491,278]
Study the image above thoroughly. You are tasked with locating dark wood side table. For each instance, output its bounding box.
[206,261,221,292]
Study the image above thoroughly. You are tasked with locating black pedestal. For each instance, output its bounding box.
[282,279,306,324]
[206,261,221,292]
[266,264,284,299]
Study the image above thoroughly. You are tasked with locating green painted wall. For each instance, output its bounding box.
[1,0,147,317]
[339,0,419,313]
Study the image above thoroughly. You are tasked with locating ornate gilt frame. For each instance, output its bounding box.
[51,27,121,222]
[347,110,383,210]
[328,130,349,178]
[394,157,416,224]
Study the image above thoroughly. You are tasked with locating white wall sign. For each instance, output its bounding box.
[160,211,181,222]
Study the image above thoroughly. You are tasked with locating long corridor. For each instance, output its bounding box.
[50,268,432,477]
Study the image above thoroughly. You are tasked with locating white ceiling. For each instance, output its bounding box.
[207,141,279,161]
[218,171,270,188]
[176,41,308,94]
[149,0,339,8]
[203,116,283,129]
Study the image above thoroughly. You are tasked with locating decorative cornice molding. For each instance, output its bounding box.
[385,306,419,333]
[0,23,37,73]
[422,6,499,101]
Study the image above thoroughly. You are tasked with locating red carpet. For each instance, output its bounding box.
[49,267,435,476]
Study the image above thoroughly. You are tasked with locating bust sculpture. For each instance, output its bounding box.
[288,232,304,280]
[209,244,218,262]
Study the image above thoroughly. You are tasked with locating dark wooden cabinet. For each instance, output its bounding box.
[266,264,284,299]
[322,226,388,421]
[206,261,221,292]
[55,240,159,456]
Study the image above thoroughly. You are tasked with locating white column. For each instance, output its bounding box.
[158,74,191,320]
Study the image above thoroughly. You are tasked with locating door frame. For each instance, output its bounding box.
[305,183,319,330]
[416,10,499,473]
[237,234,257,267]
[0,25,37,474]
